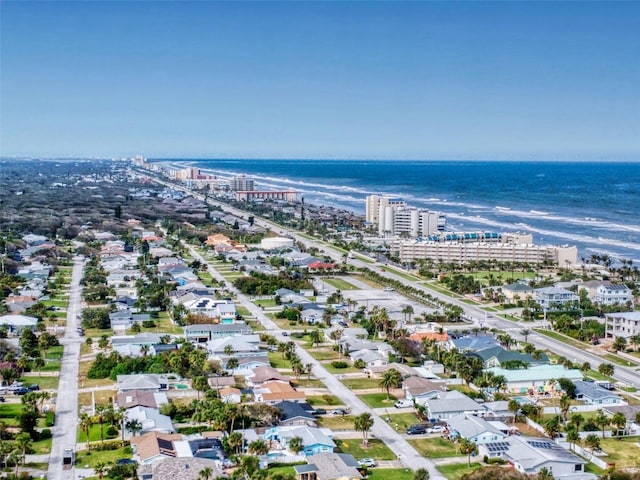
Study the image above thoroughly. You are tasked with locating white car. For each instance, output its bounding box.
[359,458,376,468]
[383,287,394,292]
[427,425,445,434]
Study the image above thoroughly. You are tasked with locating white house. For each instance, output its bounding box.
[534,287,579,309]
[605,311,640,339]
[446,414,508,444]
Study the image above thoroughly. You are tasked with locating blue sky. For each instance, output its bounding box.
[1,1,638,160]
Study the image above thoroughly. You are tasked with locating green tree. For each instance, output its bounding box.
[378,368,403,401]
[193,376,210,399]
[612,336,627,353]
[248,439,269,455]
[413,468,429,480]
[94,461,110,479]
[598,363,615,377]
[595,409,610,439]
[14,432,31,465]
[287,436,303,454]
[537,467,554,480]
[125,418,142,438]
[80,413,92,450]
[559,394,572,422]
[566,425,580,450]
[611,411,627,440]
[585,433,600,453]
[458,438,478,466]
[508,399,520,423]
[354,412,374,446]
[309,329,323,347]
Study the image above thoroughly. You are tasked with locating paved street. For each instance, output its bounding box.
[47,256,85,480]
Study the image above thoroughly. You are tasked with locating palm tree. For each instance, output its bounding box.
[287,436,304,454]
[570,413,584,431]
[585,433,600,453]
[96,405,106,443]
[248,439,269,455]
[378,368,403,401]
[94,461,110,479]
[199,467,214,480]
[79,412,92,450]
[309,329,322,347]
[559,394,571,422]
[113,407,126,443]
[543,415,561,439]
[354,412,374,446]
[458,438,478,466]
[226,431,244,456]
[611,411,627,440]
[520,328,531,343]
[125,418,143,438]
[566,426,580,451]
[507,399,520,423]
[595,409,610,439]
[14,432,31,466]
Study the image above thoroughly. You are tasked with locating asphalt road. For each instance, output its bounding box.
[47,256,85,480]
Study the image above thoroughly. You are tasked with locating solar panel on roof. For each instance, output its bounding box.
[158,438,173,450]
[527,440,553,449]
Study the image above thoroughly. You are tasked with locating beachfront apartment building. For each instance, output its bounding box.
[390,235,578,266]
[235,190,297,202]
[365,194,444,237]
[604,311,640,339]
[230,175,255,191]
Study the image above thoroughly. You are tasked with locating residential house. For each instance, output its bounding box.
[137,457,224,480]
[470,346,549,369]
[366,362,418,379]
[574,380,625,406]
[254,381,306,404]
[276,401,317,427]
[184,323,252,343]
[109,309,151,331]
[294,453,362,480]
[207,376,237,390]
[117,374,170,392]
[349,349,387,368]
[265,426,335,456]
[233,355,271,375]
[499,283,535,303]
[125,406,174,436]
[182,298,236,323]
[220,387,242,404]
[130,432,185,464]
[446,414,508,444]
[484,364,583,395]
[423,391,486,420]
[448,334,500,352]
[0,314,38,335]
[117,390,168,410]
[579,281,633,306]
[403,376,448,405]
[249,366,291,387]
[479,436,590,479]
[605,311,640,339]
[112,333,165,357]
[483,401,516,423]
[534,287,579,310]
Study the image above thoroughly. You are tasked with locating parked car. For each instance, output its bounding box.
[338,321,348,328]
[406,424,427,435]
[313,408,327,416]
[27,385,40,391]
[14,388,29,395]
[0,396,5,402]
[115,459,137,466]
[383,287,394,292]
[332,408,348,415]
[359,458,377,468]
[394,399,413,408]
[282,332,289,336]
[427,425,445,434]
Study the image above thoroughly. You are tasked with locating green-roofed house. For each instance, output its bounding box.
[485,364,583,395]
[470,346,549,369]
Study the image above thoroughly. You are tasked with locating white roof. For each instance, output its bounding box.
[0,314,38,326]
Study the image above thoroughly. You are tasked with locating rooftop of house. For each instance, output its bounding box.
[485,364,583,383]
[136,457,223,480]
[426,391,484,415]
[575,380,622,401]
[294,453,362,480]
[447,414,505,439]
[276,401,316,422]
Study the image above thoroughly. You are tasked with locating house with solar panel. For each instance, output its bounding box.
[479,436,592,479]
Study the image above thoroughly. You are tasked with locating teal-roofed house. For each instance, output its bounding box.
[485,364,583,395]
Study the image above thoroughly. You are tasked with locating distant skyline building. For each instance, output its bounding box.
[230,175,255,192]
[365,194,444,237]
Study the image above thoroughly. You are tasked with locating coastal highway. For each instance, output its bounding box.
[146,172,640,388]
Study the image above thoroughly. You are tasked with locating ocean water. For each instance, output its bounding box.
[165,159,640,264]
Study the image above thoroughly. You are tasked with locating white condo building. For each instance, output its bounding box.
[605,311,640,339]
[365,195,444,237]
[390,232,578,266]
[230,175,255,192]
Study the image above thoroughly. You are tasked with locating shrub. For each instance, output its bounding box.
[38,428,52,440]
[106,425,119,438]
[142,320,156,328]
[45,411,55,427]
[331,361,348,369]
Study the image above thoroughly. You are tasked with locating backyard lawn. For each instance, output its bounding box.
[19,376,60,390]
[307,348,339,361]
[384,412,421,431]
[0,403,22,426]
[316,415,355,431]
[597,437,640,469]
[366,468,414,480]
[408,437,460,459]
[75,446,132,469]
[306,394,342,406]
[340,377,380,390]
[437,463,482,480]
[358,393,398,409]
[335,439,396,460]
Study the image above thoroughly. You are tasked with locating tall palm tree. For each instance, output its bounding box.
[458,438,478,466]
[94,461,110,480]
[354,412,374,446]
[520,328,532,343]
[248,439,269,455]
[595,409,610,439]
[611,412,627,440]
[96,405,106,443]
[559,394,571,422]
[79,413,92,450]
[14,432,31,466]
[378,368,403,401]
[198,467,214,480]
